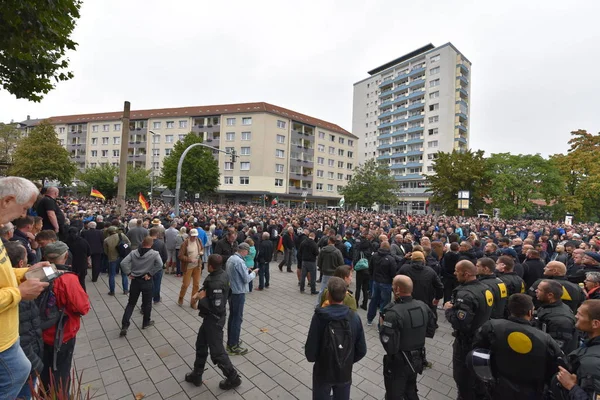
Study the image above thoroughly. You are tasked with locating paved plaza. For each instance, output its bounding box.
[73,262,458,400]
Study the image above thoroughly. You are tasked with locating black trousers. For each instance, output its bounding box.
[194,317,237,380]
[91,254,102,281]
[453,338,487,400]
[443,276,458,303]
[121,278,152,328]
[383,354,419,400]
[355,269,370,306]
[41,337,76,394]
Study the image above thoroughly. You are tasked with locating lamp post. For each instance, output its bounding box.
[149,130,158,202]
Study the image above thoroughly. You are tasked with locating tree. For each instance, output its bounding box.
[9,121,76,185]
[77,164,151,199]
[426,149,491,216]
[160,133,220,196]
[485,153,562,220]
[339,159,398,208]
[0,123,20,163]
[0,0,82,101]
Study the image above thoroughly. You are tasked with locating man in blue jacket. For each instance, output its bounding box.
[305,277,367,400]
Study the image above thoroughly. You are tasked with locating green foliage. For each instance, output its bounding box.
[9,121,76,185]
[485,153,562,220]
[0,123,20,163]
[0,0,81,101]
[426,150,490,216]
[159,133,220,195]
[77,164,151,199]
[339,159,398,207]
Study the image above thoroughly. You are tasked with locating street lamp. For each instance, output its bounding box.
[149,130,158,202]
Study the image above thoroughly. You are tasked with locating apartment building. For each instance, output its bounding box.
[352,43,471,214]
[21,102,357,207]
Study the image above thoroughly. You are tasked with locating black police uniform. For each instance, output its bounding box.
[498,271,526,316]
[529,276,586,313]
[479,274,508,319]
[552,336,600,400]
[569,265,600,284]
[473,316,564,400]
[445,279,493,400]
[380,295,436,400]
[535,300,578,354]
[185,267,239,386]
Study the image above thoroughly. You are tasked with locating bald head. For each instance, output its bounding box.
[455,260,478,283]
[544,261,567,276]
[393,275,413,297]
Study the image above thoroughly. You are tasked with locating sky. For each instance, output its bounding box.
[1,0,599,157]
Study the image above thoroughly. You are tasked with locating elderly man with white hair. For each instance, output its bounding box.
[81,220,105,282]
[0,177,50,399]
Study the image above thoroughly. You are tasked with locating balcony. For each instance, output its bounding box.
[458,75,469,86]
[405,138,424,146]
[394,72,410,83]
[378,99,394,109]
[377,132,394,140]
[380,88,393,97]
[405,149,424,157]
[378,143,393,150]
[455,137,468,145]
[288,186,312,195]
[456,99,469,108]
[392,106,408,116]
[456,124,468,132]
[409,67,426,77]
[456,112,468,121]
[392,83,410,94]
[404,174,423,180]
[407,114,424,123]
[458,63,470,74]
[128,141,146,148]
[409,79,426,88]
[379,121,393,129]
[407,90,425,100]
[405,161,423,168]
[378,110,393,120]
[379,78,393,88]
[377,154,392,161]
[457,88,469,98]
[406,125,424,134]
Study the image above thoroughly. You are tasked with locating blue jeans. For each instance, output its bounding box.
[312,377,351,400]
[175,251,181,275]
[17,376,36,399]
[258,262,270,289]
[227,294,245,347]
[152,269,163,302]
[300,260,317,293]
[0,339,31,400]
[367,282,392,323]
[109,259,128,293]
[316,275,332,306]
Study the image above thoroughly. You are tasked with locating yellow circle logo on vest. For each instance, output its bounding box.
[485,290,494,307]
[507,332,533,354]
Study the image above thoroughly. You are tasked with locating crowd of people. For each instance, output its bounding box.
[2,175,600,399]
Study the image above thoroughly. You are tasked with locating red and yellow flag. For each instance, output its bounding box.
[90,188,105,201]
[138,192,150,212]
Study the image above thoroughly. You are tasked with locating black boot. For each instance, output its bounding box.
[219,375,241,390]
[360,301,367,311]
[185,370,203,387]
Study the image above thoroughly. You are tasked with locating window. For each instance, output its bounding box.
[92,125,98,133]
[430,79,440,87]
[91,150,98,157]
[103,124,109,132]
[430,54,440,63]
[318,144,325,152]
[329,146,335,155]
[113,137,120,145]
[318,131,325,139]
[165,148,172,156]
[429,91,439,99]
[328,159,334,167]
[114,123,121,131]
[317,157,324,165]
[239,177,249,185]
[329,134,335,142]
[348,140,354,147]
[101,150,108,157]
[165,135,174,143]
[317,170,324,177]
[275,178,283,187]
[153,122,161,129]
[427,166,434,172]
[339,137,345,144]
[153,162,159,170]
[152,134,160,144]
[59,127,65,134]
[337,173,343,180]
[338,149,344,156]
[276,149,285,158]
[178,134,186,141]
[277,134,285,144]
[224,176,233,185]
[429,103,439,111]
[226,118,236,126]
[241,132,251,141]
[327,172,334,179]
[277,120,286,129]
[241,147,250,155]
[152,149,160,156]
[338,161,344,168]
[226,132,235,141]
[327,184,333,192]
[224,162,233,170]
[240,162,250,170]
[166,121,174,129]
[316,183,323,191]
[428,128,438,135]
[102,137,109,145]
[242,117,252,125]
[90,163,97,168]
[348,151,353,158]
[91,138,98,145]
[428,140,439,148]
[346,174,352,181]
[179,120,187,129]
[337,185,343,192]
[428,153,438,160]
[429,67,440,75]
[428,116,439,123]
[113,150,120,157]
[276,164,284,173]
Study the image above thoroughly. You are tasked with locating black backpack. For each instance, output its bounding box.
[37,280,64,330]
[318,314,355,383]
[116,233,131,258]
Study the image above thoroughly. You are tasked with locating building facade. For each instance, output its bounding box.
[21,102,357,207]
[352,43,471,214]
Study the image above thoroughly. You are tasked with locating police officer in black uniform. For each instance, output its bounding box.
[496,255,526,316]
[185,254,242,390]
[528,261,585,313]
[379,275,436,400]
[473,294,564,400]
[534,279,578,354]
[444,260,493,400]
[476,257,508,319]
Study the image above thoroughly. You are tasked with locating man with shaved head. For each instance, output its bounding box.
[379,275,436,399]
[444,260,493,400]
[528,261,585,313]
[36,186,66,239]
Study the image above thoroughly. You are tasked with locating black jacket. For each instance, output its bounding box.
[398,261,443,307]
[81,228,104,255]
[257,239,274,263]
[522,258,546,288]
[214,237,237,264]
[18,300,44,374]
[282,232,295,250]
[317,245,344,276]
[299,238,319,262]
[198,268,229,322]
[442,252,460,278]
[152,238,168,264]
[11,229,37,264]
[369,248,397,285]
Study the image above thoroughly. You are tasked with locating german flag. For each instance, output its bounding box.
[90,188,105,201]
[138,192,150,212]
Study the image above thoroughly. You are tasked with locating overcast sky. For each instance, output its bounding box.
[1,0,599,157]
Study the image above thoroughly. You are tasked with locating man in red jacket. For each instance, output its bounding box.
[40,242,90,393]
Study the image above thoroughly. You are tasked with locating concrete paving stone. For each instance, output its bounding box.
[162,353,186,369]
[96,355,120,372]
[242,350,267,366]
[256,359,284,377]
[104,379,132,400]
[356,378,386,400]
[167,391,191,400]
[100,367,125,386]
[80,366,101,384]
[238,387,267,400]
[235,361,261,379]
[155,376,184,398]
[123,365,148,384]
[155,343,177,358]
[93,345,115,360]
[129,378,158,397]
[114,345,136,360]
[265,385,291,400]
[291,384,313,400]
[249,372,278,393]
[272,371,301,392]
[119,354,142,371]
[181,380,210,397]
[75,355,97,370]
[81,378,106,397]
[425,388,453,400]
[147,364,171,384]
[146,335,169,348]
[169,363,192,383]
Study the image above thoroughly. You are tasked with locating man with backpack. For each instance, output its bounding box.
[103,226,131,296]
[305,277,367,400]
[39,241,90,393]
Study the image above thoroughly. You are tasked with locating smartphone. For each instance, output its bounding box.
[25,263,60,283]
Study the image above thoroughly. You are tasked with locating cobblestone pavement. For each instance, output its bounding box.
[73,261,457,399]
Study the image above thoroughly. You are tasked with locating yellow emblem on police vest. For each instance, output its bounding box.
[561,286,572,301]
[498,283,508,298]
[485,290,494,307]
[507,331,533,354]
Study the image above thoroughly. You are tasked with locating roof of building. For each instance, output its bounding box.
[367,44,436,75]
[35,102,354,137]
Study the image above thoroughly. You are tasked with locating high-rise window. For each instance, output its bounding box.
[429,67,440,75]
[91,150,98,157]
[153,122,161,129]
[428,140,439,148]
[275,179,283,187]
[276,164,284,173]
[227,118,236,126]
[240,177,249,185]
[242,117,252,125]
[428,128,439,135]
[430,79,440,87]
[241,132,251,141]
[319,131,325,139]
[103,124,109,132]
[317,157,324,165]
[241,147,250,155]
[429,104,439,111]
[328,159,334,167]
[179,120,187,129]
[318,144,325,152]
[91,138,98,145]
[316,183,323,191]
[166,121,174,128]
[317,170,324,177]
[224,162,233,170]
[240,162,250,170]
[276,149,285,158]
[113,150,120,157]
[224,176,233,184]
[277,120,286,129]
[429,91,440,99]
[277,134,285,144]
[165,135,174,143]
[430,54,440,62]
[327,184,333,192]
[226,132,235,141]
[102,137,109,145]
[92,125,98,133]
[428,116,439,123]
[338,149,344,156]
[348,140,354,147]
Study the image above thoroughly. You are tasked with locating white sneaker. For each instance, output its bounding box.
[367,321,373,326]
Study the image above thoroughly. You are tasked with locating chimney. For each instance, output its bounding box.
[27,115,30,120]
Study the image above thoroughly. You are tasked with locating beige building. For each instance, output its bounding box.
[22,102,357,207]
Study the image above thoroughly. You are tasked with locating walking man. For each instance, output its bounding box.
[256,232,273,290]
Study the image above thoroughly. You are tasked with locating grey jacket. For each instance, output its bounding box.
[120,247,163,277]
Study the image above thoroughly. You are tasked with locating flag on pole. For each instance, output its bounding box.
[338,196,345,208]
[271,196,278,206]
[69,200,79,205]
[138,192,150,212]
[277,236,284,252]
[90,188,105,201]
